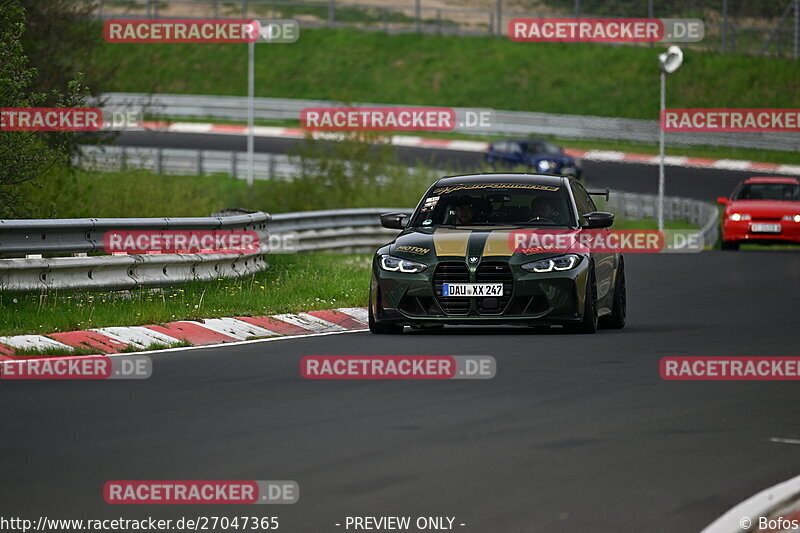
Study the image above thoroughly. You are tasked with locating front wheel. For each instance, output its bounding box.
[600,260,626,329]
[368,300,404,335]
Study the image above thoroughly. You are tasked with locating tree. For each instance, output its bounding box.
[0,0,88,217]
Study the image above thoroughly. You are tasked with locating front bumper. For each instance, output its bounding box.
[722,219,800,245]
[371,258,590,327]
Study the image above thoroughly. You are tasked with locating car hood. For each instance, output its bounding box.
[386,227,579,262]
[726,199,800,219]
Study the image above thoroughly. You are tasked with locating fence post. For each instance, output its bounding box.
[121,146,127,171]
[242,0,248,18]
[269,154,276,179]
[197,150,203,176]
[574,0,580,18]
[795,0,799,60]
[489,12,494,36]
[231,152,238,179]
[721,0,728,54]
[383,8,388,32]
[328,0,335,27]
[156,148,163,174]
[213,0,219,18]
[436,10,442,35]
[415,0,421,33]
[146,0,151,18]
[496,0,502,37]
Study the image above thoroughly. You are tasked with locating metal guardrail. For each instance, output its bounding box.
[0,213,270,291]
[101,93,800,152]
[604,190,720,247]
[77,145,295,181]
[0,194,719,291]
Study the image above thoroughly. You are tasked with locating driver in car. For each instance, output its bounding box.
[530,196,559,223]
[454,196,477,225]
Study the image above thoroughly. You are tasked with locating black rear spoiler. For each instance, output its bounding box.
[587,188,610,201]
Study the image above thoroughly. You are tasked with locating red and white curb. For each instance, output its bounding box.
[0,307,368,358]
[135,121,800,176]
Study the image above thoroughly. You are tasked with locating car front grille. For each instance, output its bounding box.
[433,262,470,315]
[475,262,513,314]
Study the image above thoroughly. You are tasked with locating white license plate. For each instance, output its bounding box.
[442,283,503,297]
[751,223,781,233]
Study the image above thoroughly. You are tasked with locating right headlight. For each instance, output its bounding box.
[729,213,751,221]
[521,254,581,273]
[379,255,428,273]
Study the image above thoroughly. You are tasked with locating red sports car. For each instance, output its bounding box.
[717,177,800,250]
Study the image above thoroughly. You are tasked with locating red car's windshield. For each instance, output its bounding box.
[734,183,800,201]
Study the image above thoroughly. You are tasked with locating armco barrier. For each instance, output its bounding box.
[0,197,719,291]
[0,213,270,291]
[99,92,800,152]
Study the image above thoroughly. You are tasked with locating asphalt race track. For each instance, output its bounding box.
[111,130,772,202]
[2,252,800,532]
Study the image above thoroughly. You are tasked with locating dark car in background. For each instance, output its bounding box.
[486,139,583,179]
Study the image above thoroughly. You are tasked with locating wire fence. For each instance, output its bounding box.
[97,0,800,58]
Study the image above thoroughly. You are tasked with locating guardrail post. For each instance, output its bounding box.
[155,147,163,174]
[232,152,238,179]
[121,146,127,171]
[268,154,276,179]
[328,0,335,27]
[197,150,204,176]
[415,0,421,32]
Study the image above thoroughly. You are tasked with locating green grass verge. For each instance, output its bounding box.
[95,28,799,121]
[0,254,372,337]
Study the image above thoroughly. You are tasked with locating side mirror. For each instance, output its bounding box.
[380,213,408,230]
[716,196,729,205]
[583,211,615,229]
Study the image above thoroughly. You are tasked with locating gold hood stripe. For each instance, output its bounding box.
[433,228,470,256]
[482,230,515,257]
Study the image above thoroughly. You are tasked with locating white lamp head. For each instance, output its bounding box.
[658,46,684,74]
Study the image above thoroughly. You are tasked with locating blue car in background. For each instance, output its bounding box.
[486,139,583,179]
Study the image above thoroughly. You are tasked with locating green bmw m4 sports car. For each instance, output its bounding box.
[369,173,626,334]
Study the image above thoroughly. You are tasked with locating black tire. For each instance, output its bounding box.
[569,267,598,334]
[721,240,739,250]
[368,300,404,335]
[599,260,626,329]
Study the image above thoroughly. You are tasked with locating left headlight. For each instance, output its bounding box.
[379,255,428,273]
[521,254,581,273]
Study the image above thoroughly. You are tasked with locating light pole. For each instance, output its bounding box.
[657,45,683,231]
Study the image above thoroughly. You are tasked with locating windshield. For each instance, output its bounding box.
[521,141,561,155]
[411,183,575,227]
[734,183,800,201]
